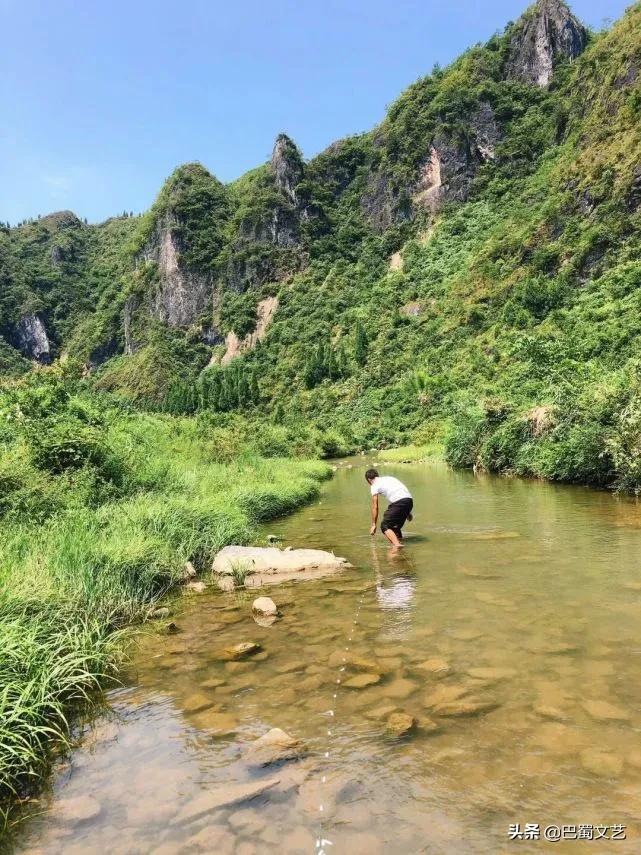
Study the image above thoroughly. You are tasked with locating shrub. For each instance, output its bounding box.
[444,407,487,469]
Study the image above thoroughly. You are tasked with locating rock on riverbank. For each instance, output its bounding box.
[212,545,350,588]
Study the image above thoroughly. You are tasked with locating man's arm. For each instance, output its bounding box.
[370,494,378,535]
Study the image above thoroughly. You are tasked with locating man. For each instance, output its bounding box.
[366,468,413,548]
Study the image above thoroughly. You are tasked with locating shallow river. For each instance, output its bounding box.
[14,459,641,854]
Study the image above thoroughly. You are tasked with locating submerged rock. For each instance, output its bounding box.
[580,748,623,778]
[582,699,631,723]
[184,581,206,594]
[432,699,499,718]
[173,777,280,825]
[414,658,451,678]
[58,794,102,825]
[343,673,381,689]
[327,651,380,672]
[467,667,516,682]
[386,712,416,737]
[182,692,215,713]
[423,684,469,709]
[534,705,570,722]
[190,710,237,734]
[243,728,305,766]
[212,545,350,587]
[217,642,262,661]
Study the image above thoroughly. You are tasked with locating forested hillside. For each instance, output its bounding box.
[2,0,641,489]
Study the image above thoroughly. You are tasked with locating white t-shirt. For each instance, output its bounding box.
[370,475,412,503]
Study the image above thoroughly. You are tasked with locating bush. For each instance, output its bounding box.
[444,407,487,469]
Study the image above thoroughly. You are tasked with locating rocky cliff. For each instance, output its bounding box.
[139,216,212,328]
[505,0,588,87]
[15,314,51,363]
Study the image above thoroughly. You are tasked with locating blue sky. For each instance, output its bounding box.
[0,0,629,224]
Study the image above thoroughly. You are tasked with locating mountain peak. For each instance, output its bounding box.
[506,0,588,87]
[270,134,304,204]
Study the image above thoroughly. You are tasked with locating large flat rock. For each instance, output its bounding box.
[212,545,350,587]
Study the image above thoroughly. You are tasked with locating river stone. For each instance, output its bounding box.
[450,628,483,641]
[276,661,305,675]
[185,826,236,852]
[217,642,262,661]
[252,596,278,616]
[467,667,516,682]
[327,651,379,672]
[582,699,631,722]
[365,703,398,721]
[185,581,206,594]
[212,545,350,587]
[580,748,623,778]
[298,673,324,692]
[190,710,237,734]
[432,699,499,718]
[386,712,416,737]
[200,676,226,689]
[58,794,102,824]
[423,684,469,709]
[534,705,570,722]
[415,658,451,677]
[343,673,381,689]
[384,678,418,700]
[182,561,197,579]
[417,715,441,733]
[182,692,215,713]
[243,728,305,766]
[173,777,280,826]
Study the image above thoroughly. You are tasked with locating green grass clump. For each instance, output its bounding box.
[0,370,328,828]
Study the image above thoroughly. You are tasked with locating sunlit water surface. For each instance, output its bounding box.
[13,460,641,854]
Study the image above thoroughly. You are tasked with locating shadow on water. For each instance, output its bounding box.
[12,458,641,854]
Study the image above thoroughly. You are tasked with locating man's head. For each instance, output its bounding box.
[365,468,379,485]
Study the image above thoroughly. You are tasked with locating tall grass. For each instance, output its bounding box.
[0,404,329,830]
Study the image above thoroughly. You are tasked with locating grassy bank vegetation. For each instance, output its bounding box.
[0,367,329,830]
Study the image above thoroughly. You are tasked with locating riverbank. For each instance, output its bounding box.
[0,372,329,832]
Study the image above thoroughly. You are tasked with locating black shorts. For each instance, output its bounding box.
[381,498,413,539]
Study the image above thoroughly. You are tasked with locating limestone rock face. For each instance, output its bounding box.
[505,0,588,88]
[15,314,51,364]
[220,296,278,366]
[413,102,501,214]
[141,217,212,328]
[270,134,305,206]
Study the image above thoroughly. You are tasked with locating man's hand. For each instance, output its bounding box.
[370,524,377,536]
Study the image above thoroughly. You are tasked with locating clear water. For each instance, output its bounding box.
[14,459,641,854]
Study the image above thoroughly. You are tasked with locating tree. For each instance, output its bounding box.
[354,322,368,366]
[250,373,261,404]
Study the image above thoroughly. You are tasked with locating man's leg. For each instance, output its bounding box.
[382,526,402,547]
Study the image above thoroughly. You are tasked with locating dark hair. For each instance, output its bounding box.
[365,468,379,481]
